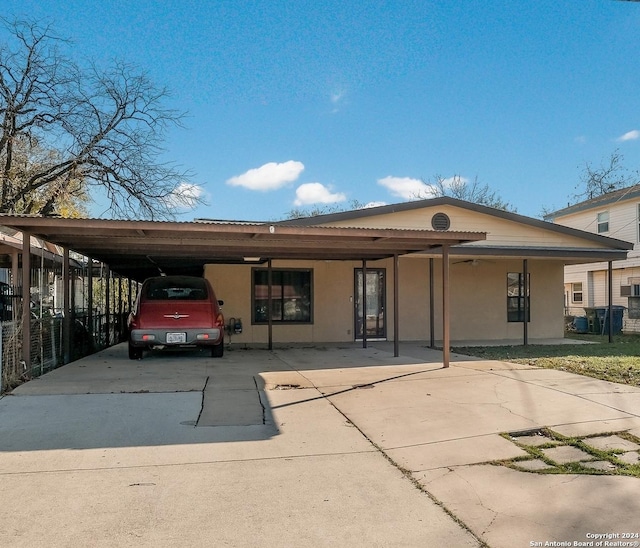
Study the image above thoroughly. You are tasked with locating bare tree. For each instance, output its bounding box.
[417,175,515,211]
[284,200,367,220]
[0,18,197,219]
[573,150,639,202]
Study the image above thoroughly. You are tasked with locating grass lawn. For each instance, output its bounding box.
[453,333,640,387]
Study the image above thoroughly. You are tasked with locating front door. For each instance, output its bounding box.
[354,268,386,340]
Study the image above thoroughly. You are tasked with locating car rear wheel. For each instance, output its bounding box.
[211,342,224,358]
[129,341,143,360]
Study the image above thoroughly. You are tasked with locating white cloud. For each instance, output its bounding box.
[294,183,347,206]
[361,201,387,209]
[331,89,346,104]
[226,161,304,191]
[164,182,204,209]
[329,88,347,113]
[617,130,640,142]
[378,175,471,201]
[377,176,434,200]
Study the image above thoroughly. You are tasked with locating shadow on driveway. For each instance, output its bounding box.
[0,342,442,452]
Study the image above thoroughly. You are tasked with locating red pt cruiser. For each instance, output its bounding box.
[128,275,225,360]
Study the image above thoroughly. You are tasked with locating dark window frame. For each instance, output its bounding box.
[251,268,313,324]
[353,267,386,340]
[571,282,583,304]
[507,272,531,323]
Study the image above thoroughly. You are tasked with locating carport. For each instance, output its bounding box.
[0,214,486,370]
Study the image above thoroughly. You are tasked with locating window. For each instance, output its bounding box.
[637,204,640,243]
[145,276,209,300]
[507,272,530,322]
[571,282,583,303]
[597,211,609,233]
[628,279,640,319]
[252,269,312,323]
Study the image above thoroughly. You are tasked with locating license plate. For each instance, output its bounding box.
[166,332,186,344]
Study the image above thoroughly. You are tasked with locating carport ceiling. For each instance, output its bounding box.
[0,215,486,281]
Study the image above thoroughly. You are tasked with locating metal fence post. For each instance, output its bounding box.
[0,322,4,393]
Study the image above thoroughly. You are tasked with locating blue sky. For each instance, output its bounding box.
[3,0,640,221]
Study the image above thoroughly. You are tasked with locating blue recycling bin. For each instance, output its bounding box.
[573,316,588,333]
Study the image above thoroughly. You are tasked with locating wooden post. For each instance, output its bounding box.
[21,231,31,368]
[105,265,111,346]
[442,245,450,368]
[267,258,273,351]
[393,253,399,358]
[608,261,613,343]
[63,248,71,363]
[87,259,94,345]
[11,251,19,321]
[362,259,367,349]
[523,259,529,346]
[118,275,123,341]
[429,258,435,348]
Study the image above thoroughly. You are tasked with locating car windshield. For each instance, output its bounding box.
[145,277,209,301]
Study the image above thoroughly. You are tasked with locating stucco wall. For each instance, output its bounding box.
[447,258,564,340]
[204,256,565,345]
[322,206,615,250]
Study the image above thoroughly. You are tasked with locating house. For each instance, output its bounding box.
[202,197,631,345]
[544,185,640,333]
[0,197,631,374]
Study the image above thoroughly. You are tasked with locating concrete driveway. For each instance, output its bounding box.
[1,342,639,547]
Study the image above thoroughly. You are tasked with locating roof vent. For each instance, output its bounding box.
[431,212,451,231]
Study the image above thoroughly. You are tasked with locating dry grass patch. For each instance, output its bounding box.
[454,334,640,387]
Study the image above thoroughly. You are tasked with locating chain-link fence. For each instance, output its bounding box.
[0,312,130,393]
[0,318,62,392]
[0,252,136,393]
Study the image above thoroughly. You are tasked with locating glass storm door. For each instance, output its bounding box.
[354,269,386,340]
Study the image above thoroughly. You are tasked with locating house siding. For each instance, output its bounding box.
[321,205,617,250]
[555,204,640,248]
[552,196,640,332]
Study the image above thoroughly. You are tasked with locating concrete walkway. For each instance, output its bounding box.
[1,342,639,547]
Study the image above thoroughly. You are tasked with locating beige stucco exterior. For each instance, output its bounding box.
[204,254,565,345]
[199,200,628,346]
[322,204,620,251]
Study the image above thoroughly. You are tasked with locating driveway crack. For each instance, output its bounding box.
[253,375,267,425]
[290,372,489,548]
[195,375,210,427]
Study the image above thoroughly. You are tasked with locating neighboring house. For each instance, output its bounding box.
[203,197,631,345]
[0,226,80,318]
[544,185,640,333]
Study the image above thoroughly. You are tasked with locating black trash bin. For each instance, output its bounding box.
[593,306,625,335]
[583,308,600,334]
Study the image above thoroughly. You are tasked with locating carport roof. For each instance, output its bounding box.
[0,215,486,281]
